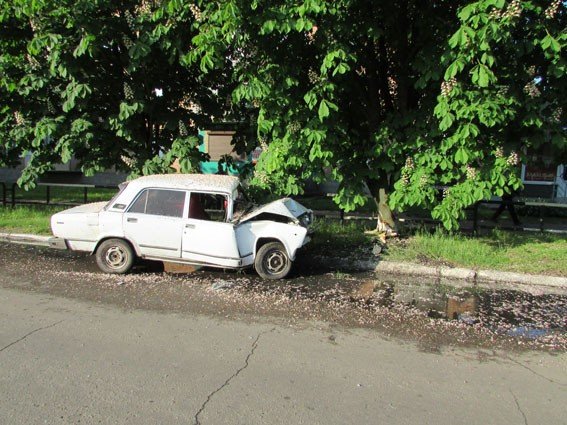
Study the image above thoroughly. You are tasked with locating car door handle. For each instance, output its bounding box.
[185,224,195,229]
[127,218,138,223]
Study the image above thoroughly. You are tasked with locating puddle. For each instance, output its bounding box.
[205,271,567,343]
[369,275,567,339]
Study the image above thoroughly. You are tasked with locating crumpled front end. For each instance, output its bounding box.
[239,198,313,229]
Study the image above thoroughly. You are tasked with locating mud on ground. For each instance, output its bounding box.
[0,243,565,352]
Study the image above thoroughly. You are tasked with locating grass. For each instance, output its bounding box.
[385,229,567,276]
[307,218,375,253]
[0,205,65,235]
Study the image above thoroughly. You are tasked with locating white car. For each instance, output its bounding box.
[49,174,313,279]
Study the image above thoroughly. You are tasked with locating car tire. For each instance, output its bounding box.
[254,241,292,280]
[95,239,135,274]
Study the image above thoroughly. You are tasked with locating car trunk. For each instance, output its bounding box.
[51,202,106,241]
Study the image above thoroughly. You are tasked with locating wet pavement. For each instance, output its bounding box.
[0,243,565,351]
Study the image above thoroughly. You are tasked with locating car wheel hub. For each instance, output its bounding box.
[265,250,286,274]
[106,246,126,269]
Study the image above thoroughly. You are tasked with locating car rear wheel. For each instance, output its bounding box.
[254,241,292,280]
[95,239,135,274]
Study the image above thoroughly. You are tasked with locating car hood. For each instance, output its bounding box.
[239,198,311,223]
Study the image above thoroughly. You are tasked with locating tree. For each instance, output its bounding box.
[0,0,232,188]
[391,0,566,229]
[190,0,565,230]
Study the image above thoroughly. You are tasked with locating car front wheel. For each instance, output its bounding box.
[254,241,292,280]
[95,239,135,274]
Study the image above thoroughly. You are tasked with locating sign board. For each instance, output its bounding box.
[524,166,556,182]
[523,155,557,183]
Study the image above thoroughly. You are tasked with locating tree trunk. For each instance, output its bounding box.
[373,188,397,236]
[366,176,397,237]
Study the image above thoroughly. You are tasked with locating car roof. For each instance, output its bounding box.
[129,174,240,193]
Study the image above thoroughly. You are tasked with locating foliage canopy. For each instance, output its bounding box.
[0,0,232,186]
[1,0,565,229]
[190,0,565,229]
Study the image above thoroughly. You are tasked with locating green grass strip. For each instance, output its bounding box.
[0,205,65,235]
[385,229,567,276]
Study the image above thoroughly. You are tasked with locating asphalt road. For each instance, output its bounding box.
[0,247,566,424]
[1,287,566,425]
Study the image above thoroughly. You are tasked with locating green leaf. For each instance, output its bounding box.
[118,102,140,120]
[200,54,214,72]
[444,58,465,80]
[449,29,463,48]
[73,34,95,58]
[332,62,349,76]
[303,92,317,109]
[260,20,276,34]
[455,147,469,164]
[439,113,455,131]
[129,42,151,60]
[458,4,475,21]
[541,35,561,53]
[471,64,493,87]
[318,99,330,121]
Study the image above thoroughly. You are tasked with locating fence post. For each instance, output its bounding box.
[11,183,16,207]
[473,202,479,235]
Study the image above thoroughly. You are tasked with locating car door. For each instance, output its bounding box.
[181,192,241,268]
[123,188,187,259]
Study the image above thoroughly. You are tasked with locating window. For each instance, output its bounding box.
[188,192,227,222]
[128,189,185,218]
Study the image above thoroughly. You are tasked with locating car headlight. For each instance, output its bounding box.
[299,212,313,227]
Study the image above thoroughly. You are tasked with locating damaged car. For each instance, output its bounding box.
[50,174,313,279]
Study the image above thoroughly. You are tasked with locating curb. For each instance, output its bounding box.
[314,256,567,293]
[374,260,567,292]
[0,232,51,247]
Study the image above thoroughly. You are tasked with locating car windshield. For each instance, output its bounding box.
[103,182,129,210]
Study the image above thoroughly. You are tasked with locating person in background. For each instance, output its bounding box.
[491,191,522,227]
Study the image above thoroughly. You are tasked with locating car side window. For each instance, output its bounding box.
[128,189,185,218]
[188,192,227,222]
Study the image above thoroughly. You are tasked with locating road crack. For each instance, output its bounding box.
[193,329,273,425]
[509,389,528,425]
[505,356,566,387]
[0,320,63,354]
